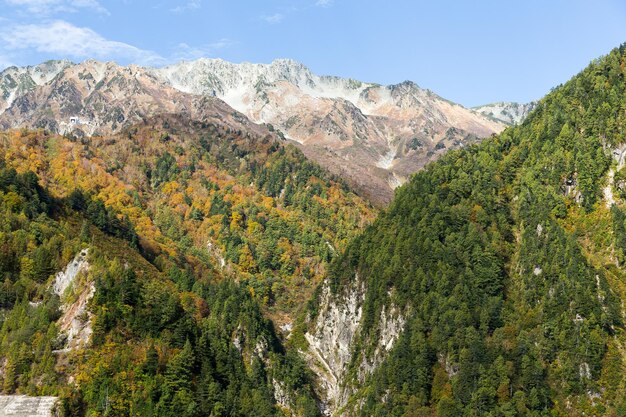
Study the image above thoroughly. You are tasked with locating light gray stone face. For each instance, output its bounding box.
[304,278,406,416]
[53,249,89,298]
[52,249,94,351]
[305,280,364,414]
[0,396,58,417]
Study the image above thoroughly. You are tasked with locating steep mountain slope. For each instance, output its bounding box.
[0,60,72,113]
[0,59,378,415]
[0,159,322,416]
[0,113,374,325]
[0,110,375,415]
[304,46,626,416]
[0,60,268,139]
[154,59,506,203]
[473,101,537,125]
[0,59,506,205]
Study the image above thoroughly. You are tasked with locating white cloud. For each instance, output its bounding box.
[0,20,238,67]
[173,39,237,61]
[0,21,165,66]
[262,13,284,24]
[170,0,201,13]
[315,0,333,7]
[5,0,109,15]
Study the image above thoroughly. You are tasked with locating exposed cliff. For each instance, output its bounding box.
[304,277,406,416]
[52,249,93,351]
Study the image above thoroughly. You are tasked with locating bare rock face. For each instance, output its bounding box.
[304,278,405,416]
[0,59,513,205]
[0,60,272,140]
[52,249,89,298]
[52,249,93,350]
[304,282,364,414]
[0,396,58,417]
[472,101,537,125]
[272,379,292,412]
[356,304,405,381]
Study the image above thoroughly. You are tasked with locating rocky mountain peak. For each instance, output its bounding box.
[0,57,527,204]
[472,100,537,125]
[390,79,421,91]
[150,58,511,202]
[0,59,73,112]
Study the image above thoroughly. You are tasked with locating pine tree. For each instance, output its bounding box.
[80,220,90,243]
[143,345,160,376]
[164,340,195,394]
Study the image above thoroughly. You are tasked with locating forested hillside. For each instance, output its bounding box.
[0,115,375,416]
[0,116,374,320]
[313,45,626,416]
[0,157,324,416]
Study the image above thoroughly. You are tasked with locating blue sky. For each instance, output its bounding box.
[0,0,624,106]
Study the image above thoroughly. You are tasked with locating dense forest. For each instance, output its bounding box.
[0,154,325,416]
[319,45,626,415]
[0,116,375,416]
[0,116,374,320]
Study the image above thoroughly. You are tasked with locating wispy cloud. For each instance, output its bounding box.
[315,0,333,7]
[261,13,284,24]
[0,20,165,65]
[5,0,109,15]
[170,0,201,13]
[261,2,330,25]
[0,20,238,67]
[172,39,238,61]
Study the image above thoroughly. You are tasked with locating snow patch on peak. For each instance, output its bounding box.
[29,60,73,85]
[153,58,379,110]
[473,101,537,125]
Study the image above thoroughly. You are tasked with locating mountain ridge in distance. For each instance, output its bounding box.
[0,57,531,205]
[153,58,508,203]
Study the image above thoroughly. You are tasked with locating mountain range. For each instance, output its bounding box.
[0,58,527,204]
